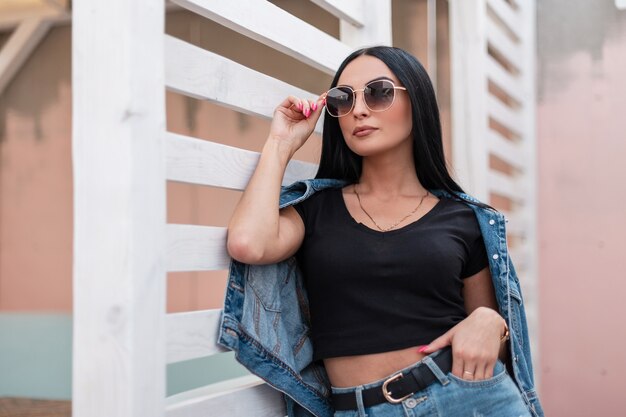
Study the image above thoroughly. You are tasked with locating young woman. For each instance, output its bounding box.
[225,46,542,417]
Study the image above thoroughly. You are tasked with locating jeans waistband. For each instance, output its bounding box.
[330,347,454,411]
[330,346,452,394]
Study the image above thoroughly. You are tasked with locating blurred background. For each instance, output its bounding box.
[0,0,625,416]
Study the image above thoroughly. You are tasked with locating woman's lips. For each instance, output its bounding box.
[353,128,378,137]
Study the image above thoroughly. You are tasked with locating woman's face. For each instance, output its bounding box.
[334,55,413,157]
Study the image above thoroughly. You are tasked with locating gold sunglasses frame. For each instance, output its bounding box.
[322,79,407,118]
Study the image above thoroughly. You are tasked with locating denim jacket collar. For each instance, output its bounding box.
[218,178,544,417]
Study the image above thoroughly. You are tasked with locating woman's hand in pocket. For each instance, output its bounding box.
[417,307,506,381]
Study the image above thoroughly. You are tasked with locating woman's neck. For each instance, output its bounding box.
[357,151,426,200]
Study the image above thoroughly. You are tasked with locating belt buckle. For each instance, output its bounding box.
[381,372,412,404]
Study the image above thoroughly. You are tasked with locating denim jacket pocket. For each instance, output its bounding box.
[246,263,283,312]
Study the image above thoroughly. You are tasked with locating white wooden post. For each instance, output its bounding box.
[449,0,489,201]
[72,1,166,417]
[449,0,540,387]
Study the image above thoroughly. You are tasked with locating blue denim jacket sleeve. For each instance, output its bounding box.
[217,178,544,417]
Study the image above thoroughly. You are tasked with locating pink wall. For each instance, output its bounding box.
[0,26,73,311]
[537,3,626,415]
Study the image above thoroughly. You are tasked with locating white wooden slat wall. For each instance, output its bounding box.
[449,0,539,385]
[164,2,391,415]
[74,1,391,417]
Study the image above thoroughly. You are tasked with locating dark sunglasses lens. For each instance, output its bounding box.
[326,87,353,116]
[365,80,395,111]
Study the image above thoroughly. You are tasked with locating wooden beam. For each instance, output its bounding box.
[486,0,522,40]
[164,35,326,134]
[0,2,179,31]
[166,224,229,272]
[0,17,51,96]
[487,129,526,172]
[0,7,68,31]
[166,309,228,364]
[486,13,523,72]
[170,0,351,74]
[165,375,285,417]
[165,132,318,190]
[309,0,365,27]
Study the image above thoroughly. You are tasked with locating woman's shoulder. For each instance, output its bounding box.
[311,185,340,199]
[437,194,475,214]
[435,190,492,211]
[292,185,338,209]
[435,195,484,232]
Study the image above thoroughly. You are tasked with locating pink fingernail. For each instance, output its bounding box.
[418,346,428,353]
[312,102,317,111]
[297,102,302,110]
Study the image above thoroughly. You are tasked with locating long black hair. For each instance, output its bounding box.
[315,45,497,212]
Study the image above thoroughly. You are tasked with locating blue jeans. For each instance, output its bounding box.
[330,348,532,417]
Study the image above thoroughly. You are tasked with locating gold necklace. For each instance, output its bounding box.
[353,183,429,232]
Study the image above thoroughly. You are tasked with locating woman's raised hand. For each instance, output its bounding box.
[268,93,326,156]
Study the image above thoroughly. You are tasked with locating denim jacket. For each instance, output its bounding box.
[217,178,544,417]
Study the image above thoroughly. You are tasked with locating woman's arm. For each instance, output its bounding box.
[418,266,509,381]
[226,94,325,264]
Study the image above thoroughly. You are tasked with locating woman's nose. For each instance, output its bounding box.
[352,91,370,116]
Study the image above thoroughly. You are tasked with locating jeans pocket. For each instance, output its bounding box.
[446,359,508,388]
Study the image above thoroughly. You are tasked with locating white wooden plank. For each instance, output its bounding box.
[164,35,326,135]
[0,17,51,95]
[72,0,166,415]
[169,0,351,74]
[166,375,285,417]
[340,0,392,47]
[165,132,319,189]
[309,0,365,27]
[486,0,522,40]
[488,170,526,203]
[486,53,523,104]
[486,13,523,71]
[487,94,523,137]
[166,224,229,272]
[166,309,228,364]
[487,130,526,172]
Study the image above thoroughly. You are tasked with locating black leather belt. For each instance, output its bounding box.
[331,346,453,411]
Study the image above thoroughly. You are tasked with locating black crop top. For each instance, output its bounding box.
[291,186,489,363]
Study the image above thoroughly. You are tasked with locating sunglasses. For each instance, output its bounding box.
[322,79,407,117]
